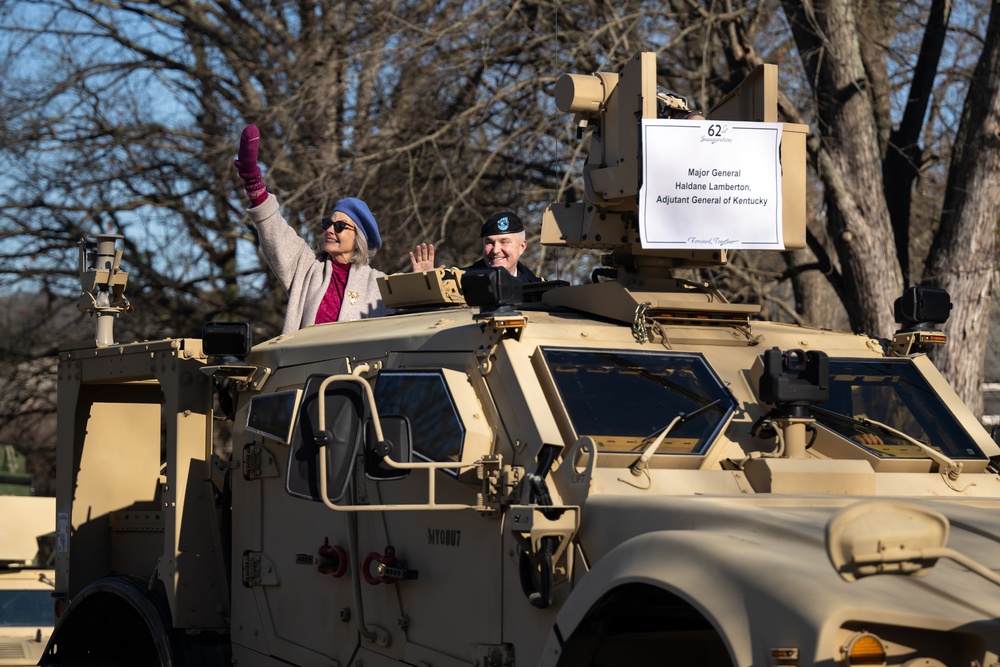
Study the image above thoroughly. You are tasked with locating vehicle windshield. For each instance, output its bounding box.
[540,348,736,455]
[813,358,985,460]
[0,589,52,627]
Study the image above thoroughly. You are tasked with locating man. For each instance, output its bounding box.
[410,210,541,283]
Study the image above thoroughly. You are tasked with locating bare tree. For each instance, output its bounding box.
[758,0,1000,413]
[1,0,998,495]
[781,0,904,337]
[0,292,78,496]
[1,0,694,337]
[923,0,1000,413]
[0,0,734,484]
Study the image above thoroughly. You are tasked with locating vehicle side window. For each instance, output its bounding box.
[374,371,465,464]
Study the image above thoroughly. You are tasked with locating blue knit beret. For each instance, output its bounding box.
[333,197,382,250]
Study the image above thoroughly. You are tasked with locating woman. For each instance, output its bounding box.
[235,125,391,333]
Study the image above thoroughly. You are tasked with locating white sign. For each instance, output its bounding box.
[638,120,784,249]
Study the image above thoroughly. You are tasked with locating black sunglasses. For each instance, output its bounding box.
[321,218,355,233]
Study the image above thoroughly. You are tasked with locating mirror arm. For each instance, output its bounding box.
[852,546,1000,588]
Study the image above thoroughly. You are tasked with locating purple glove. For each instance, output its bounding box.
[235,125,268,207]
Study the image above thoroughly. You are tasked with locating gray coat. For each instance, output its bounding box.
[248,194,391,334]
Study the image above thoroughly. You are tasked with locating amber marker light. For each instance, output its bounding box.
[493,317,527,330]
[770,647,798,666]
[843,633,886,666]
[919,332,947,344]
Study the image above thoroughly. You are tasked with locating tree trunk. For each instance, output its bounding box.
[780,0,904,338]
[882,0,951,285]
[924,0,1000,417]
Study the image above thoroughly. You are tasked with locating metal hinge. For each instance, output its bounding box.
[471,643,515,667]
[478,455,522,510]
[242,551,279,587]
[242,443,279,481]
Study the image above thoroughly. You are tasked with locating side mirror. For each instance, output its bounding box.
[364,415,413,481]
[286,374,366,503]
[827,501,948,581]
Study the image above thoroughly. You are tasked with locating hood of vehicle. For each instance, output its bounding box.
[575,494,1000,627]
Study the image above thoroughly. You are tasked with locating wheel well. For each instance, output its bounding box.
[556,583,734,667]
[43,577,169,667]
[42,575,228,667]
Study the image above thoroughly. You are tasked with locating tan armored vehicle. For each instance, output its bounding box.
[0,446,55,667]
[43,54,1000,667]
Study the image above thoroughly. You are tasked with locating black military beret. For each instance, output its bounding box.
[480,210,525,237]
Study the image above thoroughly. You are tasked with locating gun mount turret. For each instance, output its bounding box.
[542,53,808,286]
